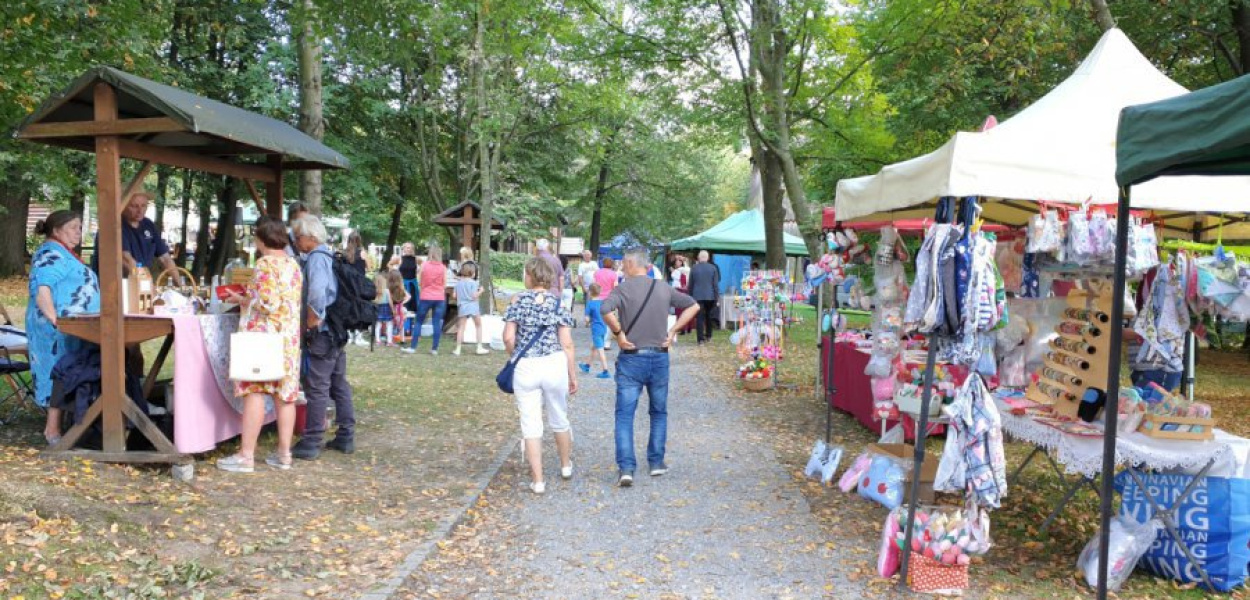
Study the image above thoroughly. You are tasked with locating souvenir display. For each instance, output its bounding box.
[866,226,910,420]
[734,270,800,389]
[1026,280,1113,419]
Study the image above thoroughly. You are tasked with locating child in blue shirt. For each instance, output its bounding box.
[580,283,611,378]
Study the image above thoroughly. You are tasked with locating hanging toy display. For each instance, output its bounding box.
[735,270,799,388]
[867,226,911,422]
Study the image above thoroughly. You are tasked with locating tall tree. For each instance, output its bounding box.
[295,0,325,214]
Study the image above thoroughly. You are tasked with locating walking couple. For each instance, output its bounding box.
[502,249,701,493]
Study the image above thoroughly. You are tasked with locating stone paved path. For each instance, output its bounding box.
[401,325,859,599]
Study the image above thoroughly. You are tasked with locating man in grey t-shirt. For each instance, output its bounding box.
[601,248,700,487]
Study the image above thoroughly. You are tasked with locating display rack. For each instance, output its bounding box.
[1026,279,1113,418]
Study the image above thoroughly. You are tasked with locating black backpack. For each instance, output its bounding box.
[309,249,377,347]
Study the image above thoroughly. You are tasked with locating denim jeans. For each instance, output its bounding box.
[1131,369,1182,392]
[614,352,670,473]
[411,299,447,350]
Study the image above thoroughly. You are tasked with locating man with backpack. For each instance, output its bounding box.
[291,215,358,460]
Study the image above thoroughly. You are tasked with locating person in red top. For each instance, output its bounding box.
[403,245,448,355]
[593,257,618,300]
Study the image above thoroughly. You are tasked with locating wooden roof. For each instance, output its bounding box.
[431,201,505,229]
[16,66,348,172]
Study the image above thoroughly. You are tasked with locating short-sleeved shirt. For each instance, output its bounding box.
[455,279,479,305]
[585,299,606,332]
[504,290,572,359]
[577,260,598,288]
[601,276,695,348]
[593,268,617,299]
[123,217,169,268]
[92,217,170,271]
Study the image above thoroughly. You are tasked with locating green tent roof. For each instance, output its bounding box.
[17,66,348,170]
[670,209,808,256]
[1117,73,1250,186]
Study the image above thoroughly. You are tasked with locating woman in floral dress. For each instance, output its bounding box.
[217,217,304,473]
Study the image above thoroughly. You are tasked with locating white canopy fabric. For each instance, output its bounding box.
[834,29,1250,234]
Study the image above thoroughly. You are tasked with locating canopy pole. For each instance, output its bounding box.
[1097,186,1132,600]
[897,340,938,590]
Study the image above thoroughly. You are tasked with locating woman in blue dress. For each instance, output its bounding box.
[26,210,100,445]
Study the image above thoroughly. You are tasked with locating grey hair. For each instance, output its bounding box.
[427,244,443,262]
[291,214,328,243]
[623,248,650,268]
[536,238,550,251]
[698,250,710,261]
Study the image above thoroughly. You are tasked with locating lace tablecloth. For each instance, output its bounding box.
[198,314,245,412]
[997,403,1234,479]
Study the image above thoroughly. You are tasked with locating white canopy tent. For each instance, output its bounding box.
[834,29,1250,239]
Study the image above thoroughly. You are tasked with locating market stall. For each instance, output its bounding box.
[671,209,808,328]
[822,29,1250,597]
[16,67,348,468]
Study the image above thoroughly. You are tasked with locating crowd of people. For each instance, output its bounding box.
[22,195,727,492]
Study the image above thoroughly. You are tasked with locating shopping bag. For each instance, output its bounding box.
[1116,470,1250,592]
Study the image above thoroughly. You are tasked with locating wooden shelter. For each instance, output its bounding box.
[431,201,504,251]
[15,66,348,465]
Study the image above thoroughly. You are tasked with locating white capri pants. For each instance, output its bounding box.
[514,351,571,439]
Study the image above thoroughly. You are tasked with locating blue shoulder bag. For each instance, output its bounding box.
[496,324,547,394]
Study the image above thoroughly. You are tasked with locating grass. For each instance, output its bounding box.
[0,278,517,598]
[715,303,1248,599]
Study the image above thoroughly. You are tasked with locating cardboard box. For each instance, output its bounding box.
[868,443,938,503]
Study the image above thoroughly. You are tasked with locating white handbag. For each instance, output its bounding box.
[228,331,286,381]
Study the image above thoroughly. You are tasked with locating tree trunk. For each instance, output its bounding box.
[757,153,787,269]
[753,0,823,260]
[474,0,494,314]
[295,0,324,214]
[1089,0,1116,32]
[381,175,407,273]
[206,179,239,278]
[1233,0,1250,76]
[177,170,192,268]
[155,166,170,232]
[588,156,611,257]
[191,181,213,279]
[0,178,31,277]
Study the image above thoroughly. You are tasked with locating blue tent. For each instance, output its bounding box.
[598,231,663,261]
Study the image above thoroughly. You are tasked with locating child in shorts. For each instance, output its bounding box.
[579,283,611,379]
[453,263,489,356]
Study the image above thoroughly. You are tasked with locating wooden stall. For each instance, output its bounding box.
[16,66,348,465]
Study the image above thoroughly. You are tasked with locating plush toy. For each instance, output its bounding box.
[858,455,906,509]
[838,452,872,493]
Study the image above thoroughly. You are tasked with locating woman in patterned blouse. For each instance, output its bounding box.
[503,257,578,494]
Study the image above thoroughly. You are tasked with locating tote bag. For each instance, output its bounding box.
[229,331,286,382]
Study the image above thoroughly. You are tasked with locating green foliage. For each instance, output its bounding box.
[488,251,531,282]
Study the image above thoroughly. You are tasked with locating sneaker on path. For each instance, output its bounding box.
[649,463,669,477]
[597,370,611,379]
[617,472,634,487]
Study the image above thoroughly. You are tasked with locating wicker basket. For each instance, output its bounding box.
[741,377,774,392]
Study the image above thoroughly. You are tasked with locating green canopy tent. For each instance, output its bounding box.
[1090,74,1250,599]
[670,209,808,256]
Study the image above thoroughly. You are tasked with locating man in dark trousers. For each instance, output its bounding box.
[601,249,700,487]
[687,250,720,344]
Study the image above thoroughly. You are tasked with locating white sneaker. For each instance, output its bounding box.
[561,462,573,479]
[475,346,490,355]
[530,481,545,494]
[430,349,439,356]
[452,347,462,356]
[401,347,416,354]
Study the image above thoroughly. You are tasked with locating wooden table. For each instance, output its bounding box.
[58,315,175,406]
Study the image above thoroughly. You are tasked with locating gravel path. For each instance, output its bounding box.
[402,325,859,599]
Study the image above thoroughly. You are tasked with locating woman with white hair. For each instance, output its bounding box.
[403,244,448,355]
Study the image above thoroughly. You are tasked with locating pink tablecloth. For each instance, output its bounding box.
[171,314,274,453]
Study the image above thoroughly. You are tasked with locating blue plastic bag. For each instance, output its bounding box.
[1116,470,1250,592]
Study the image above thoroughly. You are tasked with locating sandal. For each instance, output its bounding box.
[215,454,254,473]
[265,452,293,470]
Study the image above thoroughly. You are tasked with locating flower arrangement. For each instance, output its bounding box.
[738,357,774,380]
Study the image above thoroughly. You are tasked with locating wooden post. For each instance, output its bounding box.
[462,204,475,252]
[94,82,126,452]
[266,155,284,219]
